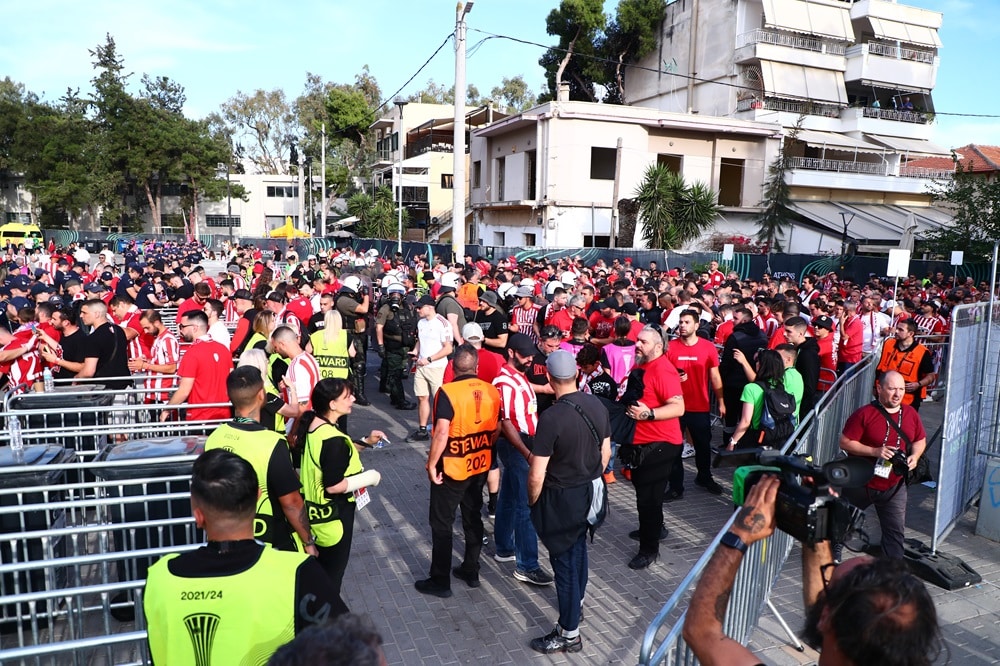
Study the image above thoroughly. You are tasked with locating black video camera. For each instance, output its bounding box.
[714,448,873,545]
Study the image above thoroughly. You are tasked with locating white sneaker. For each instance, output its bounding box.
[681,442,695,459]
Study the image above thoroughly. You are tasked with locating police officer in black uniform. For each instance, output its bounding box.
[375,283,417,410]
[335,274,371,406]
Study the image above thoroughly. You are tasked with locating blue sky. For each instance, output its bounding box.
[2,0,995,149]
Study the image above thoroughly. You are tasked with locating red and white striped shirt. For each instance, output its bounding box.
[117,307,151,360]
[146,329,180,402]
[913,314,947,337]
[491,365,537,436]
[223,297,239,323]
[1,328,41,393]
[231,273,248,291]
[284,352,321,407]
[511,304,541,344]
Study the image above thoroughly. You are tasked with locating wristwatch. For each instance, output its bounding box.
[720,531,748,554]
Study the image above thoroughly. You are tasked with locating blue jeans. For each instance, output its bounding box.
[605,440,620,474]
[494,437,539,572]
[550,531,588,633]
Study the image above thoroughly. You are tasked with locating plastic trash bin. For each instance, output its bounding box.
[93,437,205,588]
[10,390,115,454]
[0,445,74,632]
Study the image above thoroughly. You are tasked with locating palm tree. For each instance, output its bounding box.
[635,164,720,249]
[347,185,407,239]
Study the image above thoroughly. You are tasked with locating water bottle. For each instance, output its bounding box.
[43,368,54,392]
[374,436,389,449]
[9,416,24,464]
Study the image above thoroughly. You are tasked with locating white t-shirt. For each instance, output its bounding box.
[207,321,231,348]
[417,314,453,368]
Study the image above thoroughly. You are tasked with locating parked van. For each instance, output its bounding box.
[0,223,43,248]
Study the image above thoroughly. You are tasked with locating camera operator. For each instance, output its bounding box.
[838,369,926,559]
[683,475,942,666]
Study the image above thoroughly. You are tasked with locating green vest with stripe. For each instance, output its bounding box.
[144,546,301,666]
[308,328,350,380]
[205,422,296,549]
[300,421,362,547]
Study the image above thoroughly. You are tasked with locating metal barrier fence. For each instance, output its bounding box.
[933,302,998,550]
[638,350,882,665]
[0,378,228,664]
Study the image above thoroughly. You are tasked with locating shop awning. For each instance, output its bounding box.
[863,134,951,157]
[788,201,952,241]
[760,61,848,105]
[868,17,941,48]
[794,129,887,155]
[762,0,853,41]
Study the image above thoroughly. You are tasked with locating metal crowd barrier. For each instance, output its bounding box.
[0,379,230,664]
[0,457,201,665]
[638,349,882,665]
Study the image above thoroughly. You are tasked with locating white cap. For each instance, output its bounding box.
[439,272,460,289]
[462,322,484,341]
[560,271,577,285]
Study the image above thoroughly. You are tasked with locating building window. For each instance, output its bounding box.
[657,154,682,174]
[718,158,745,207]
[526,150,537,200]
[472,161,482,188]
[523,232,536,246]
[583,234,611,248]
[159,214,185,233]
[497,157,506,200]
[4,212,31,224]
[590,147,616,180]
[266,186,299,198]
[441,174,454,189]
[493,231,506,246]
[205,215,241,228]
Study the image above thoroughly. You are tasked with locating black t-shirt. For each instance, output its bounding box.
[59,328,88,379]
[135,282,158,309]
[115,275,134,298]
[526,351,555,413]
[87,322,131,389]
[162,540,347,631]
[586,371,618,401]
[307,311,325,335]
[533,391,610,488]
[475,308,509,353]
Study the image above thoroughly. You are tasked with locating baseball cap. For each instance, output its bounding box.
[265,291,286,304]
[415,295,436,308]
[546,350,578,380]
[9,276,31,291]
[813,315,834,331]
[232,289,253,301]
[29,283,53,297]
[506,333,537,358]
[621,302,638,316]
[227,264,240,272]
[85,282,106,293]
[100,271,114,281]
[600,297,620,311]
[10,296,31,310]
[462,322,484,341]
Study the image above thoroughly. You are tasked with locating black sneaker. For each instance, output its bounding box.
[394,400,417,410]
[414,578,452,598]
[530,629,582,654]
[628,524,668,541]
[662,489,684,503]
[695,477,724,495]
[627,551,658,570]
[452,567,480,588]
[513,568,554,586]
[405,427,430,442]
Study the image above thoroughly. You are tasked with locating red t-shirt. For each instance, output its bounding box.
[627,319,644,342]
[842,404,925,491]
[548,308,574,336]
[177,337,233,421]
[665,337,719,413]
[839,315,863,363]
[633,353,684,445]
[285,296,314,326]
[176,297,204,320]
[588,311,617,342]
[817,334,836,386]
[443,347,503,384]
[714,320,734,345]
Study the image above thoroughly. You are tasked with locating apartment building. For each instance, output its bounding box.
[628,0,954,253]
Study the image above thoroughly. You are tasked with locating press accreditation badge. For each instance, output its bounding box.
[353,487,372,510]
[873,459,892,479]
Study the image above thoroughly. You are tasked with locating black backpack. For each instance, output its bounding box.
[756,380,797,447]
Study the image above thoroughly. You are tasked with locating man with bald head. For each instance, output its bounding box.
[838,370,926,559]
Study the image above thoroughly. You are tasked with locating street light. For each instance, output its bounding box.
[452,1,474,262]
[395,100,409,254]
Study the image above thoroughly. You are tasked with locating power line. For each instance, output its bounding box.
[375,32,454,112]
[469,27,1000,120]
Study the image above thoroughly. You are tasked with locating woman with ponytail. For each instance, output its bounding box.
[296,378,386,598]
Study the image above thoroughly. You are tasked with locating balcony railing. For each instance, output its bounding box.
[786,156,888,176]
[737,96,843,118]
[737,28,847,55]
[375,148,393,162]
[899,165,953,179]
[867,41,936,64]
[861,107,931,124]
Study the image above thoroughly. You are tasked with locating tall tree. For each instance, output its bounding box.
[598,0,666,104]
[539,0,607,103]
[219,88,297,175]
[924,160,1000,262]
[754,120,800,254]
[347,185,406,240]
[488,76,536,113]
[635,164,720,249]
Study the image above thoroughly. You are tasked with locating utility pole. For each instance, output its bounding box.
[452,1,474,262]
[609,137,623,248]
[226,158,232,246]
[395,100,409,254]
[320,123,327,238]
